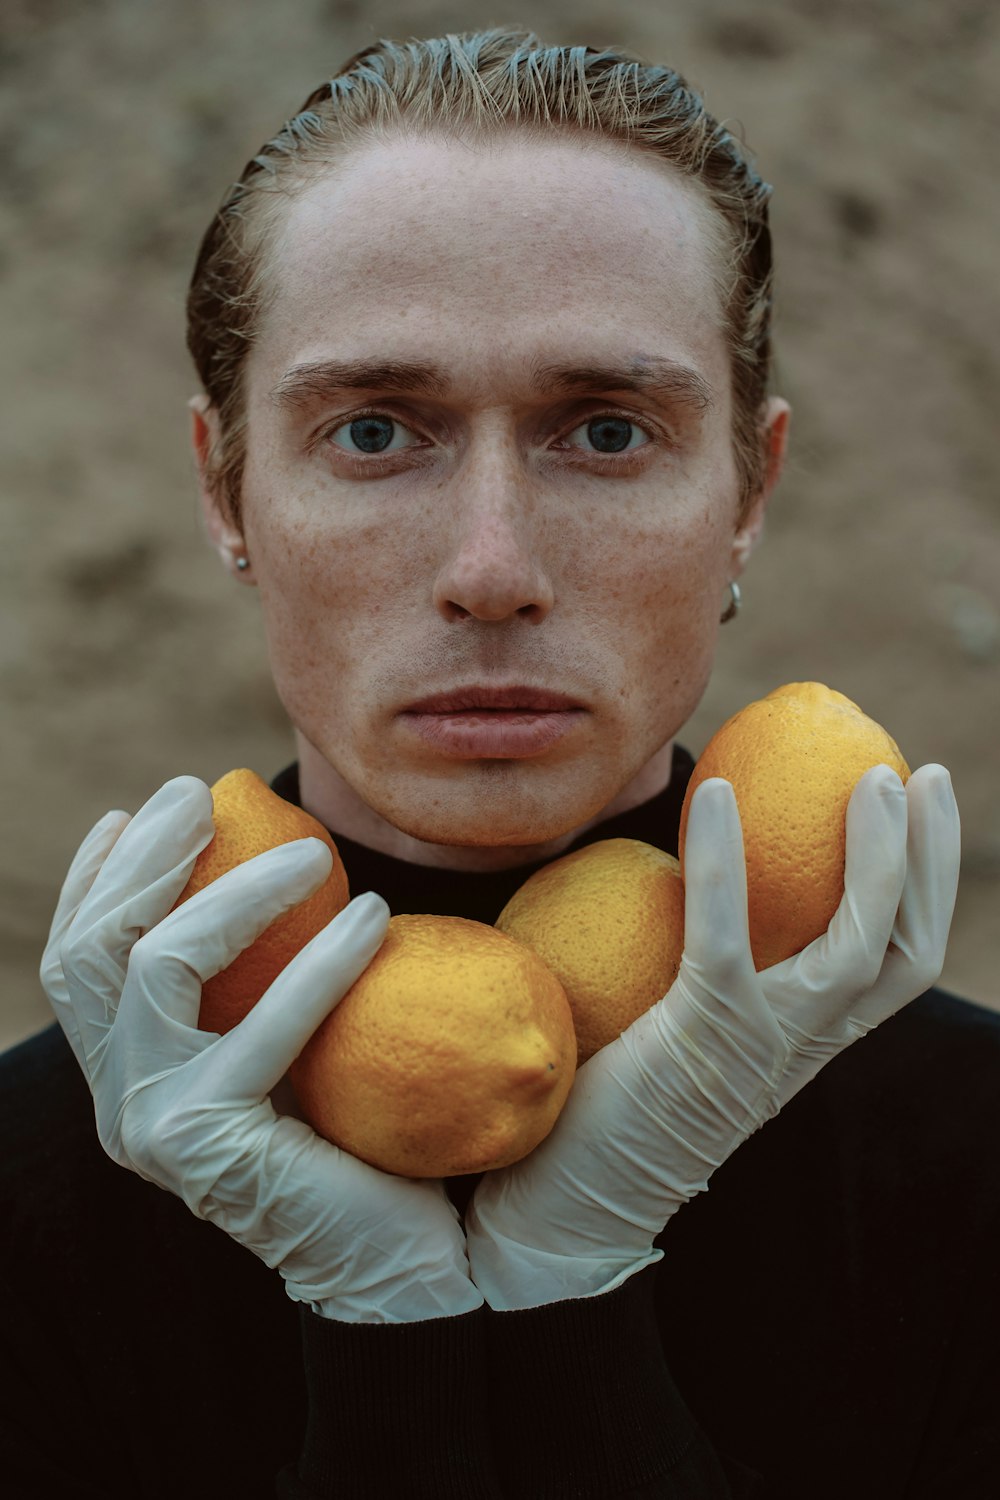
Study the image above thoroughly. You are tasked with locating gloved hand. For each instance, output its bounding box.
[40,776,483,1325]
[466,763,960,1309]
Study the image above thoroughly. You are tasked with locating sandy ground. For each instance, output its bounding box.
[3,0,998,1050]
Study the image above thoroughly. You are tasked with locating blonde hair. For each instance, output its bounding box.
[187,28,774,526]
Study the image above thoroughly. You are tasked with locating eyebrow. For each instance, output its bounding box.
[530,356,715,414]
[270,354,714,413]
[271,359,450,408]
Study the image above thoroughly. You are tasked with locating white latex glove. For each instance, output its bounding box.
[40,776,483,1325]
[466,763,960,1309]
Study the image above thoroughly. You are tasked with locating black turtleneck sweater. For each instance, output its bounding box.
[2,746,999,1499]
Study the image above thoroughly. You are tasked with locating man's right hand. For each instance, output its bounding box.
[39,776,482,1325]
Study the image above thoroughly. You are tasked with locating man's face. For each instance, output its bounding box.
[213,132,778,851]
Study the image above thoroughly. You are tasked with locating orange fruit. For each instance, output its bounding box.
[495,839,685,1064]
[678,682,910,970]
[290,913,577,1178]
[173,769,349,1034]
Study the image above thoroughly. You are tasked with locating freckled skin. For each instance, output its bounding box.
[195,133,789,870]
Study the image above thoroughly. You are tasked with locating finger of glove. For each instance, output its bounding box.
[39,809,131,1078]
[60,778,215,1063]
[111,838,336,1069]
[673,778,774,1033]
[763,764,908,1038]
[207,890,390,1102]
[848,763,960,1027]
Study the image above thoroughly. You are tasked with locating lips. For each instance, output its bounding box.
[403,685,584,714]
[399,684,587,759]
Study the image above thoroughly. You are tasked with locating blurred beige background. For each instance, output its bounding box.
[3,0,998,1050]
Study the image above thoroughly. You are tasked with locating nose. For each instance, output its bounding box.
[432,457,555,625]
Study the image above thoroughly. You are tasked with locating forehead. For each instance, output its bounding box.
[254,131,730,395]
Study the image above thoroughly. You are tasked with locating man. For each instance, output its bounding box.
[3,30,993,1499]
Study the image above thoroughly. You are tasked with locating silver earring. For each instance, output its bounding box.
[235,555,250,572]
[720,580,741,624]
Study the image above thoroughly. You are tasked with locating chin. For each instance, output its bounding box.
[373,762,616,849]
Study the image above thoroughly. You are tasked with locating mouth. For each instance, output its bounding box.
[404,685,584,714]
[399,684,588,759]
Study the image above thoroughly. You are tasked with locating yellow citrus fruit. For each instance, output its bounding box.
[173,769,350,1034]
[495,839,685,1064]
[290,913,577,1178]
[678,682,910,970]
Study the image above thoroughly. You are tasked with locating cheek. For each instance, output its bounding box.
[583,501,734,655]
[243,478,424,705]
[581,500,734,755]
[266,533,399,631]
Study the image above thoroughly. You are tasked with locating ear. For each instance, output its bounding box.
[189,395,253,582]
[730,396,790,574]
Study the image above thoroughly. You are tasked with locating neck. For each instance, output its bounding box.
[294,735,675,872]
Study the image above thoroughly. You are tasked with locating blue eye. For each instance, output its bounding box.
[564,416,650,455]
[349,417,394,453]
[588,417,632,453]
[328,414,417,455]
